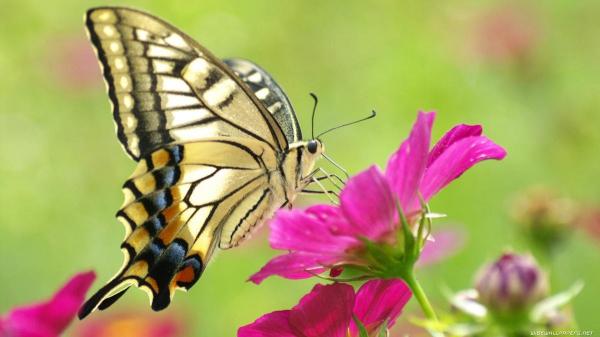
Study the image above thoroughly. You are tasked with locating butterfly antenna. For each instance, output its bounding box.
[316,110,377,139]
[310,93,319,139]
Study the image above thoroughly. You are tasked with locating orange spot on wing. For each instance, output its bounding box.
[158,218,185,244]
[151,149,170,168]
[163,203,184,222]
[175,266,195,284]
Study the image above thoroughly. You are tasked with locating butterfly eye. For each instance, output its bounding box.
[307,140,318,154]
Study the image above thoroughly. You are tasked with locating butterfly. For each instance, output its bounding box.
[78,6,337,318]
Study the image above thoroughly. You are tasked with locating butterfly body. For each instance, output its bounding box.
[79,6,323,318]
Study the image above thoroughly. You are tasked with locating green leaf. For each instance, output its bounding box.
[352,315,370,337]
[446,323,487,336]
[409,316,447,331]
[531,280,584,322]
[409,317,448,337]
[412,315,486,336]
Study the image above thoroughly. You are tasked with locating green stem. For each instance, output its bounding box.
[402,269,438,321]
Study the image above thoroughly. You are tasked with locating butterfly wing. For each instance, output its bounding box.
[85,6,289,159]
[79,137,282,318]
[81,6,298,318]
[224,58,302,143]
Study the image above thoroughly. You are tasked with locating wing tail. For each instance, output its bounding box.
[78,275,132,319]
[98,287,130,310]
[79,240,209,318]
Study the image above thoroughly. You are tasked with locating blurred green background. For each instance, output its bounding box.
[1,0,599,335]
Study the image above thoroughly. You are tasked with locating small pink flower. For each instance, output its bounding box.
[578,207,600,244]
[75,311,186,337]
[250,111,506,283]
[472,6,539,64]
[47,36,103,90]
[0,271,96,337]
[417,228,466,267]
[238,279,411,337]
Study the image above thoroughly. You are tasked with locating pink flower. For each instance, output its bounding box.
[417,228,466,267]
[472,6,539,64]
[75,311,186,337]
[250,111,506,283]
[0,271,96,337]
[46,36,103,90]
[578,207,600,244]
[238,279,411,337]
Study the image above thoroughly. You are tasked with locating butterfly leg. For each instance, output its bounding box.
[301,188,340,198]
[315,174,345,186]
[312,168,345,190]
[301,168,339,201]
[306,167,345,192]
[305,177,339,204]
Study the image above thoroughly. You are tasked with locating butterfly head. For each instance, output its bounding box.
[287,139,324,185]
[300,138,325,170]
[306,139,324,155]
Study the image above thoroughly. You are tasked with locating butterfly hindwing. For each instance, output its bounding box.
[79,137,279,317]
[85,7,288,159]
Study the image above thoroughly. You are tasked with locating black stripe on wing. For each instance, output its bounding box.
[85,7,291,160]
[225,58,302,143]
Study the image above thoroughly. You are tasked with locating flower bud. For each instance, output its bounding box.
[577,207,600,244]
[475,253,548,313]
[511,187,576,251]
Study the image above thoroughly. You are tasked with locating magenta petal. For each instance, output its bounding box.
[420,136,507,201]
[340,166,398,240]
[238,310,297,337]
[249,253,332,284]
[305,205,360,238]
[269,208,358,254]
[305,204,341,220]
[289,283,355,337]
[350,279,412,335]
[386,111,435,212]
[417,229,466,267]
[4,271,96,337]
[428,124,482,167]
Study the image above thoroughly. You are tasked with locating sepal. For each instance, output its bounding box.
[352,315,370,337]
[447,289,487,319]
[530,281,583,324]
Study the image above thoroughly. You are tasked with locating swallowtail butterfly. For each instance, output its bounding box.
[79,6,330,318]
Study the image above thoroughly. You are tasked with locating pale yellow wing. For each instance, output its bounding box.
[79,137,283,318]
[85,6,288,160]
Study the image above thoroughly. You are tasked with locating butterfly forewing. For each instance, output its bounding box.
[225,58,302,143]
[85,7,288,159]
